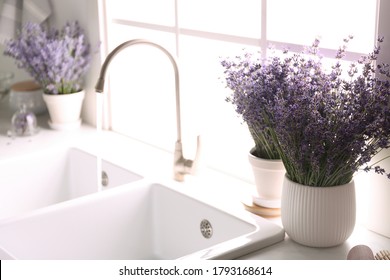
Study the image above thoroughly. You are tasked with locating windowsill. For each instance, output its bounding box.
[0,110,389,260]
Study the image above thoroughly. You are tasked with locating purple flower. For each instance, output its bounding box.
[221,53,290,159]
[4,21,91,94]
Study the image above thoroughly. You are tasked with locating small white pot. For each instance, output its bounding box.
[248,148,285,208]
[281,175,356,247]
[42,90,85,130]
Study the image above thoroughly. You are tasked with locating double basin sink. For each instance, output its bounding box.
[0,146,284,259]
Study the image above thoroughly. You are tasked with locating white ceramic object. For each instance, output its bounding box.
[248,148,285,208]
[0,180,285,260]
[281,176,356,247]
[9,81,46,115]
[0,147,142,220]
[42,90,85,130]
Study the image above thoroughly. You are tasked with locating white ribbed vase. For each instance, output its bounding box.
[281,176,356,247]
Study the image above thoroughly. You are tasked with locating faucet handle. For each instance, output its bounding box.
[190,135,202,175]
[173,135,202,181]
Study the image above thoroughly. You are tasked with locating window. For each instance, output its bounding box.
[99,0,379,182]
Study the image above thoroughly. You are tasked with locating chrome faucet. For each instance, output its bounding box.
[95,39,201,182]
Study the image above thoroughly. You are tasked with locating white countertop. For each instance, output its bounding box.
[0,105,389,260]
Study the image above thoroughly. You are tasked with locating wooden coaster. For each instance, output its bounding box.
[242,198,281,218]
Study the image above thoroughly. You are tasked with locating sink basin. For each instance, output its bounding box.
[0,147,142,220]
[0,180,285,259]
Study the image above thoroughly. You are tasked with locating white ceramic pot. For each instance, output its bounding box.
[281,175,356,247]
[248,148,285,208]
[42,90,85,130]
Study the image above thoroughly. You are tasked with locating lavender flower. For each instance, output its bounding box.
[4,21,91,94]
[222,37,390,187]
[221,53,289,159]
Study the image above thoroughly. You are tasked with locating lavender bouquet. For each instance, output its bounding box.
[221,53,286,159]
[222,37,390,187]
[4,21,91,94]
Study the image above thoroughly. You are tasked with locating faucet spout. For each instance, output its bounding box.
[95,39,200,182]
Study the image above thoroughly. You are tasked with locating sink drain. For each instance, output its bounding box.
[200,219,213,239]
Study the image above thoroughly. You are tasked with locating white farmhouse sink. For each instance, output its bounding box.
[0,147,142,220]
[0,180,285,259]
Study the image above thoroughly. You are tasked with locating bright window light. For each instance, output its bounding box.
[101,0,378,182]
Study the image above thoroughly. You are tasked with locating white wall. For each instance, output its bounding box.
[378,0,390,64]
[0,0,102,125]
[361,0,390,238]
